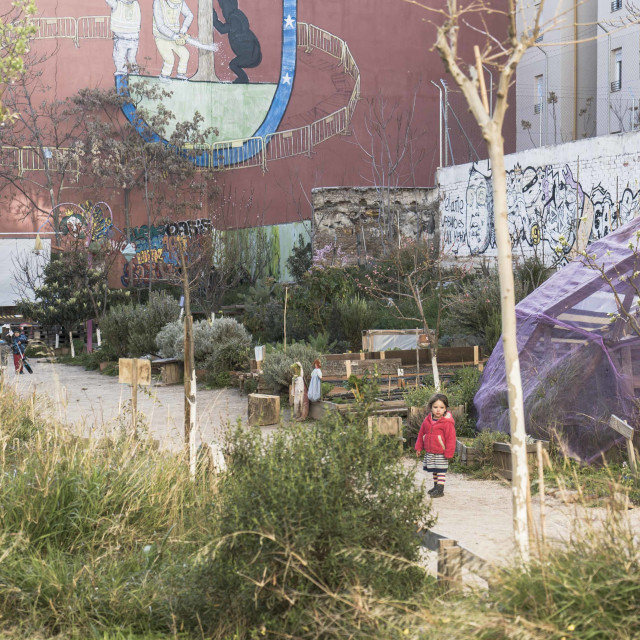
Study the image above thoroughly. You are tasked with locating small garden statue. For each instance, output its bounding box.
[308,358,322,402]
[291,361,308,420]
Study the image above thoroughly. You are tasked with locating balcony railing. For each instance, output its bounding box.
[534,103,543,114]
[611,79,622,92]
[611,0,622,11]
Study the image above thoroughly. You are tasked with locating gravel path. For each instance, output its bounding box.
[8,360,247,451]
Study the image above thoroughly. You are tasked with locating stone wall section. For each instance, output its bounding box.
[311,186,438,265]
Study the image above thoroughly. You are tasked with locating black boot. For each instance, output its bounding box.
[431,484,444,498]
[427,483,438,495]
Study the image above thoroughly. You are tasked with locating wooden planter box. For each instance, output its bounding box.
[455,439,478,466]
[99,361,111,371]
[54,347,70,356]
[492,441,549,480]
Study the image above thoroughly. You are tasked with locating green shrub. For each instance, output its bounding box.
[332,295,377,351]
[286,236,312,281]
[487,513,640,640]
[443,271,526,350]
[243,378,258,394]
[156,317,252,374]
[239,278,284,344]
[129,292,180,356]
[261,342,319,389]
[448,367,482,408]
[100,302,137,358]
[207,370,232,388]
[404,385,437,408]
[180,415,435,636]
[155,319,183,359]
[471,429,510,468]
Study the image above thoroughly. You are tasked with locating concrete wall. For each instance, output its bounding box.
[439,130,640,262]
[312,186,438,265]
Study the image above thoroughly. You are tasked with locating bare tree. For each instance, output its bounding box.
[361,241,466,388]
[0,50,85,237]
[401,0,566,559]
[73,84,218,292]
[353,88,426,254]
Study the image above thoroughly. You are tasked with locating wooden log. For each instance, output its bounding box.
[437,539,462,592]
[248,393,280,426]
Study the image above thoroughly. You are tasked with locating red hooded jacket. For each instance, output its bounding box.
[415,411,456,459]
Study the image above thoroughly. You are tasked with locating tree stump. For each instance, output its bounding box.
[248,393,280,426]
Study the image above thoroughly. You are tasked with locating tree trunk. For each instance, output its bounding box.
[487,135,531,561]
[180,247,197,477]
[190,0,219,82]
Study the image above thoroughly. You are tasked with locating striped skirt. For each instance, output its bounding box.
[423,452,448,473]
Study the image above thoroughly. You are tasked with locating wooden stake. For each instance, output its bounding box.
[131,358,138,432]
[284,286,288,354]
[626,438,637,475]
[537,440,546,546]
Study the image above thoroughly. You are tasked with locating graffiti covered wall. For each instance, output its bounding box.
[439,131,640,262]
[122,219,309,285]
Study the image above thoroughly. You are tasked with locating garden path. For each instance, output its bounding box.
[8,360,247,451]
[7,361,640,574]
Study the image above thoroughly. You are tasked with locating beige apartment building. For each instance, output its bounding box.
[516,0,640,151]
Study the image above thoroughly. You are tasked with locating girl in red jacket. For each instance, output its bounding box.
[415,393,456,498]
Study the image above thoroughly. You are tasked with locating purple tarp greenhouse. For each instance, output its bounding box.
[475,216,640,463]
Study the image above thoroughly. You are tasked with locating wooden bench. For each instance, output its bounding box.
[151,358,182,385]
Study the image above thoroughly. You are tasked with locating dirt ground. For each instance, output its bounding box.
[7,360,639,572]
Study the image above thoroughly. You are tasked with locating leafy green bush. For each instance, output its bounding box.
[129,292,180,356]
[286,235,312,281]
[156,317,252,374]
[404,385,437,408]
[448,367,482,409]
[331,295,378,351]
[207,370,232,388]
[239,278,284,344]
[471,429,510,468]
[287,266,359,340]
[100,302,137,357]
[443,271,526,350]
[180,415,435,637]
[155,319,183,359]
[261,342,319,389]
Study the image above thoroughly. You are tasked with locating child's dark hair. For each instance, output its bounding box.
[427,393,449,411]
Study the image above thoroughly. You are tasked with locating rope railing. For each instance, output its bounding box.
[22,20,360,173]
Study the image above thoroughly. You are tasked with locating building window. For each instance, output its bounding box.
[611,0,622,11]
[534,74,544,114]
[611,48,622,92]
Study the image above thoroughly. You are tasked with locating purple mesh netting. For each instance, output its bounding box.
[475,216,640,463]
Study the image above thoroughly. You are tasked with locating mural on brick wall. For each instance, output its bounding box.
[441,159,640,261]
[121,218,309,285]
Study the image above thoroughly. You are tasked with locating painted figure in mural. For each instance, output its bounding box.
[465,164,494,255]
[106,0,141,77]
[212,0,262,84]
[153,0,194,81]
[542,165,579,258]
